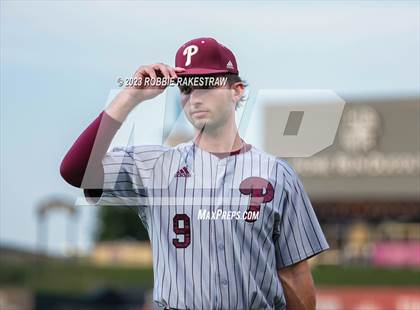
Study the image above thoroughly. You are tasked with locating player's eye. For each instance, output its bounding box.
[178,85,193,95]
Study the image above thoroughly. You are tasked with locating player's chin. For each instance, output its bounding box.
[191,119,207,130]
[190,114,209,125]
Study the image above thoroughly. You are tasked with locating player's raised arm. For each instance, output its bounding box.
[106,64,185,122]
[59,64,184,190]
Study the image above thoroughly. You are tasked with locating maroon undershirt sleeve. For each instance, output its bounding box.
[59,111,122,198]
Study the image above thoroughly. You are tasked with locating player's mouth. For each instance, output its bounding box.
[191,110,209,117]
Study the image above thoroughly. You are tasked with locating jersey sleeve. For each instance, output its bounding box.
[273,162,329,269]
[85,144,167,207]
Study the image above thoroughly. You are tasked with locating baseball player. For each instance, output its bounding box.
[60,37,329,310]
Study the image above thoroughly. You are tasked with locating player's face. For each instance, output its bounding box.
[179,82,243,132]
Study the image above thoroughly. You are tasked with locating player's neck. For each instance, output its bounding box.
[194,122,243,154]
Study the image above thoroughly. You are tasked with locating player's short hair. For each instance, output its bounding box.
[226,74,249,110]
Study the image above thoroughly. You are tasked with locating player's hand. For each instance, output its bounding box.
[122,63,185,104]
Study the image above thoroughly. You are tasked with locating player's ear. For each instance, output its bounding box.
[231,82,244,105]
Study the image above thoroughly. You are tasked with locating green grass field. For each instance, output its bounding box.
[1,261,419,295]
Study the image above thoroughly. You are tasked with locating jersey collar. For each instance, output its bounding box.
[184,139,252,171]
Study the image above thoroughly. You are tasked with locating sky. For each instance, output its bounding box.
[1,1,419,255]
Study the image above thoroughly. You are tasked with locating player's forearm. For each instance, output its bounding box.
[277,261,316,310]
[280,282,315,310]
[105,89,143,122]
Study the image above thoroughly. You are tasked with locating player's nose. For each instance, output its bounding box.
[188,90,204,107]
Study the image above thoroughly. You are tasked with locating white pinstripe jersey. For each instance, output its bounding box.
[92,140,329,310]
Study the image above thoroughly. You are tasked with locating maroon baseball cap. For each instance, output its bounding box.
[175,37,239,76]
